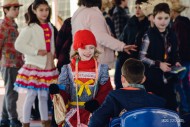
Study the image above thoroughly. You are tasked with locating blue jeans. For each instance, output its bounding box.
[114,59,124,89]
[175,62,190,112]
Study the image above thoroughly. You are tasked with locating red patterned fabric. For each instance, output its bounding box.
[68,109,90,126]
[40,23,52,52]
[0,17,23,68]
[71,58,95,71]
[95,78,113,104]
[14,64,58,91]
[57,58,113,127]
[71,58,96,92]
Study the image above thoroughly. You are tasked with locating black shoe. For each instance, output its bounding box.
[9,119,22,127]
[30,115,40,120]
[30,114,40,120]
[30,108,40,120]
[0,119,10,127]
[51,119,58,127]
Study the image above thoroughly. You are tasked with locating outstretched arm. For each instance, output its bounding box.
[89,94,115,127]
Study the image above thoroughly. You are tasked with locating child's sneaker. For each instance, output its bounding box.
[0,119,10,127]
[9,119,22,127]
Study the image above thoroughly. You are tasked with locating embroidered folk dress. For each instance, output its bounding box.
[58,58,112,127]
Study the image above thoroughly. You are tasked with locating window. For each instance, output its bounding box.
[0,0,3,19]
[58,0,70,21]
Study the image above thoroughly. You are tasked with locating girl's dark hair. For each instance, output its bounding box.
[114,0,122,6]
[135,0,148,5]
[78,0,102,9]
[27,0,51,25]
[153,3,170,17]
[24,12,29,23]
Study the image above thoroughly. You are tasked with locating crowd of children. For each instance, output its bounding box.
[0,0,190,127]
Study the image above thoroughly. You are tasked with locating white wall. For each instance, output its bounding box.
[70,0,78,17]
[180,0,190,19]
[52,0,58,26]
[128,0,136,16]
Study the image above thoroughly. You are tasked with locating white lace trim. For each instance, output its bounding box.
[65,108,77,127]
[72,72,96,79]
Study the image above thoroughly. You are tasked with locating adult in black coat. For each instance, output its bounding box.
[55,17,72,73]
[140,3,180,111]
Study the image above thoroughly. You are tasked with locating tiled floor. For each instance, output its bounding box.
[0,69,115,127]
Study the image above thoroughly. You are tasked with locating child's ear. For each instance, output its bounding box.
[153,18,155,23]
[121,75,126,83]
[121,75,129,87]
[140,76,146,84]
[4,8,8,14]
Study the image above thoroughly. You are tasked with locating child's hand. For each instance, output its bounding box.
[49,84,60,94]
[160,62,171,72]
[84,99,99,113]
[123,45,137,54]
[37,49,47,56]
[175,62,181,67]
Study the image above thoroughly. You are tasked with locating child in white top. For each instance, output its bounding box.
[14,0,58,126]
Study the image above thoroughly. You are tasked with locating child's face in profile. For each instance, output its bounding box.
[4,6,20,19]
[153,12,170,32]
[78,45,95,61]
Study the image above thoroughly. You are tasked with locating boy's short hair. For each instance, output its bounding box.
[122,58,145,84]
[153,3,170,17]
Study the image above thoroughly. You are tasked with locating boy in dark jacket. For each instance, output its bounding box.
[139,3,181,111]
[89,58,165,127]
